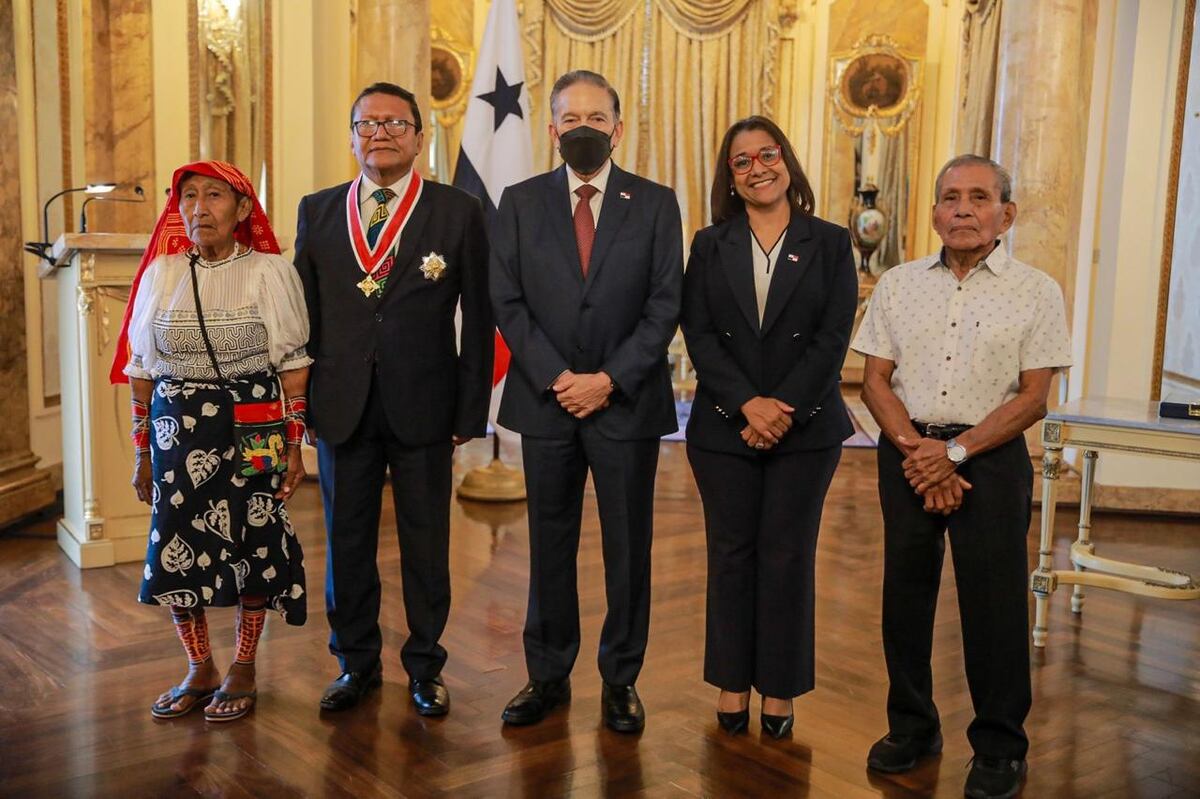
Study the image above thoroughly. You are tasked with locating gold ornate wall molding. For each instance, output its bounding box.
[1152,0,1195,401]
[55,0,73,223]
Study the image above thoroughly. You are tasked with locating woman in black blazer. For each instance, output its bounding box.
[681,116,857,738]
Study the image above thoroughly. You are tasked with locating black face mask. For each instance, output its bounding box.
[557,125,613,174]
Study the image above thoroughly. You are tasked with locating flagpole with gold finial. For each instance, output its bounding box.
[456,431,525,501]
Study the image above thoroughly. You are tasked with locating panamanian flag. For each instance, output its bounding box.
[453,0,533,390]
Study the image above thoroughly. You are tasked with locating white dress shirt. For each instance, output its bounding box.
[567,159,612,228]
[359,170,413,229]
[850,242,1072,425]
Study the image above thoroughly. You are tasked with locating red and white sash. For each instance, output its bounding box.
[344,171,424,276]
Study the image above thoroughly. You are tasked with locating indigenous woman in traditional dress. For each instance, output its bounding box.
[112,161,310,722]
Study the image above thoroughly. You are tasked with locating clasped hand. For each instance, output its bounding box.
[898,435,972,515]
[553,371,612,419]
[739,396,795,451]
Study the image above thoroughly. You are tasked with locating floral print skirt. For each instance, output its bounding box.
[138,372,306,625]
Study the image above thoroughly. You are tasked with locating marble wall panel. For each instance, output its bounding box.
[993,0,1098,313]
[0,0,54,523]
[82,0,156,234]
[354,0,431,130]
[0,0,33,460]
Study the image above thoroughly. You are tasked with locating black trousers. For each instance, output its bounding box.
[688,443,841,698]
[878,434,1033,760]
[520,427,660,686]
[318,380,452,680]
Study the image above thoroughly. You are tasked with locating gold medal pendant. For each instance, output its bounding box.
[357,275,380,297]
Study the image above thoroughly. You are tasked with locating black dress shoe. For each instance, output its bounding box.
[409,675,449,717]
[319,662,383,711]
[501,679,571,726]
[716,709,749,734]
[866,731,944,773]
[601,683,645,733]
[965,757,1027,799]
[761,712,794,739]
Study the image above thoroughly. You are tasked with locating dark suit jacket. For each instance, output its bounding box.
[681,211,857,455]
[490,163,682,440]
[294,178,493,447]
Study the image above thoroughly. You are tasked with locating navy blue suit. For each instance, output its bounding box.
[490,163,682,684]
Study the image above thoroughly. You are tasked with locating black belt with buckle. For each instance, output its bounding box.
[912,421,972,441]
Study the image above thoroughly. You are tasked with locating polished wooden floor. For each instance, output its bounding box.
[1,438,1198,798]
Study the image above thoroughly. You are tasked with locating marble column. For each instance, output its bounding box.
[353,0,431,119]
[992,0,1098,312]
[0,0,55,527]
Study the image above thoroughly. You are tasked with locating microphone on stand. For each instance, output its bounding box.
[80,185,147,232]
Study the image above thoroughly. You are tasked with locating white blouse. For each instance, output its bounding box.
[751,231,784,324]
[123,248,313,381]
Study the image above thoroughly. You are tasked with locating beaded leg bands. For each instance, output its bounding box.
[234,597,268,665]
[170,607,212,666]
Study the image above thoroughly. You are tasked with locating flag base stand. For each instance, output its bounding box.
[456,435,526,502]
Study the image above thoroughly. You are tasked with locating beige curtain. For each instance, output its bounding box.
[525,0,780,235]
[197,0,267,203]
[957,0,1003,156]
[875,128,908,270]
[644,0,779,233]
[534,5,650,172]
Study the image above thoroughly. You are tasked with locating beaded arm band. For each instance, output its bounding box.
[131,398,150,454]
[284,395,308,447]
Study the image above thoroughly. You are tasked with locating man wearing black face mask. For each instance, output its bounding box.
[491,70,683,732]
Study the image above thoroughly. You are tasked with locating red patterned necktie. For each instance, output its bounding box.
[573,184,599,277]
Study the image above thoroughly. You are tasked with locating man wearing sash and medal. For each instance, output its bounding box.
[294,82,493,717]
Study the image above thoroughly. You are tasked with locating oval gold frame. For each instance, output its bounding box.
[430,27,474,127]
[829,34,922,137]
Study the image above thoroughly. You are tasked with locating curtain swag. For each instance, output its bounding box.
[543,0,641,39]
[544,0,759,41]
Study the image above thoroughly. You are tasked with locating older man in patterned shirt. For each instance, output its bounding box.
[851,155,1071,799]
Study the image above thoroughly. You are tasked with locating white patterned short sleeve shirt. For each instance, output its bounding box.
[850,243,1072,425]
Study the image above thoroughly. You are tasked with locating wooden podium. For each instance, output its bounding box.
[45,233,150,568]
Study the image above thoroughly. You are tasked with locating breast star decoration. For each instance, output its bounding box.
[420,252,448,282]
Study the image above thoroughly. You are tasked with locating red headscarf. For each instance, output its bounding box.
[109,160,281,384]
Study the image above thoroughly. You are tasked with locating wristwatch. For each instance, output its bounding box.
[946,438,968,465]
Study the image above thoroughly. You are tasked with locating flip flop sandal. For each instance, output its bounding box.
[204,689,258,723]
[150,685,217,719]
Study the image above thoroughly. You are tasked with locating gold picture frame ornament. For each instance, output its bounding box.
[829,34,922,138]
[430,27,474,128]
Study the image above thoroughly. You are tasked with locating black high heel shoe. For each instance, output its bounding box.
[716,709,749,734]
[761,708,794,739]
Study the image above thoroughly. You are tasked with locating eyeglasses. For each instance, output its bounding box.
[352,119,418,138]
[728,146,782,175]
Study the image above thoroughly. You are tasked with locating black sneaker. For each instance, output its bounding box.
[965,757,1027,799]
[866,731,944,773]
